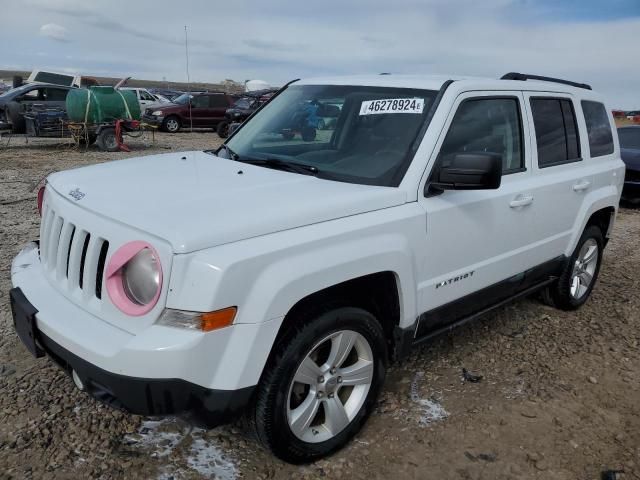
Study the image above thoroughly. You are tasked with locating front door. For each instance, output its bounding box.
[416,92,539,332]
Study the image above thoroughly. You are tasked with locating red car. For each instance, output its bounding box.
[142,92,234,133]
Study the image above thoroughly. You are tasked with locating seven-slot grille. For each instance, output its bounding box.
[39,206,110,301]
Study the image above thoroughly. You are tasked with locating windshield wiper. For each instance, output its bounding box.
[217,144,239,160]
[237,157,319,176]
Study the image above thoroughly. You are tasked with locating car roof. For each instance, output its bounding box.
[295,74,603,98]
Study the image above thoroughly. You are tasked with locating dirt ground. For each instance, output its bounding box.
[0,131,639,480]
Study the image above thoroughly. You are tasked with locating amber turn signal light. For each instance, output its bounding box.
[200,307,237,332]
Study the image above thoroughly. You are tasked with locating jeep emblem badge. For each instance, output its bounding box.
[68,188,85,201]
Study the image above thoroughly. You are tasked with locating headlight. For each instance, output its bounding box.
[105,241,163,316]
[152,110,163,116]
[122,248,161,305]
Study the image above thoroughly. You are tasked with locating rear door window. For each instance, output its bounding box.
[530,98,581,167]
[44,88,69,101]
[581,100,614,157]
[209,95,228,108]
[192,95,209,108]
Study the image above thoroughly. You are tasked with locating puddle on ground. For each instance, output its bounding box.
[410,371,449,426]
[124,417,237,479]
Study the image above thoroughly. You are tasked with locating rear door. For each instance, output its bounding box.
[521,94,591,262]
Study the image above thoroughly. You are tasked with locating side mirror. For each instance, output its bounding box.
[428,152,502,193]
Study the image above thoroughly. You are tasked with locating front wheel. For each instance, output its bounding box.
[162,116,181,133]
[250,307,387,463]
[217,120,230,138]
[542,225,604,310]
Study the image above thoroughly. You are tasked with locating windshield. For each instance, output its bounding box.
[173,93,193,105]
[224,84,438,186]
[619,129,640,149]
[233,97,255,109]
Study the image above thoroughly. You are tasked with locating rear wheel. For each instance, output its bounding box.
[96,127,119,152]
[7,102,25,134]
[250,307,387,463]
[217,120,230,138]
[542,225,603,310]
[162,116,181,133]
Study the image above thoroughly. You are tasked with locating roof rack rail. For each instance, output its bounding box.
[500,72,591,90]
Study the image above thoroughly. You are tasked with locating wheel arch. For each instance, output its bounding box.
[270,271,402,363]
[566,187,618,256]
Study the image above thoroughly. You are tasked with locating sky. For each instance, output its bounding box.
[0,0,638,108]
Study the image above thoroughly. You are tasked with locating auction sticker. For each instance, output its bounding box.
[359,98,425,115]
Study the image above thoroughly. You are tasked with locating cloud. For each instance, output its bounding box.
[0,0,637,107]
[39,23,69,42]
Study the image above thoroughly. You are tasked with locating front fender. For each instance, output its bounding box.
[166,208,421,329]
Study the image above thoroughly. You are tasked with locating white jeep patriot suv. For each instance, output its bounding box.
[10,72,624,462]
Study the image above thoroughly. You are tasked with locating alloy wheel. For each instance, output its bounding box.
[570,238,598,299]
[287,330,374,443]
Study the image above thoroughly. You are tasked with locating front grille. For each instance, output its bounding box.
[39,207,110,301]
[625,168,640,183]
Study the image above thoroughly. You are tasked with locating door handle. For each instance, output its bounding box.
[509,194,534,208]
[573,180,591,192]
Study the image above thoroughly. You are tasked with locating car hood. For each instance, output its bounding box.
[149,103,184,114]
[47,151,407,253]
[622,148,640,171]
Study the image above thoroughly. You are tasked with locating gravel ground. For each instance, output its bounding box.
[1,132,639,480]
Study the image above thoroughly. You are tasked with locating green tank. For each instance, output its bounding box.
[66,86,141,123]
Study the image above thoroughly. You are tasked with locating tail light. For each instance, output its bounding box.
[37,186,45,216]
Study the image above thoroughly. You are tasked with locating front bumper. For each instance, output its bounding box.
[10,242,281,420]
[142,114,164,126]
[31,310,253,419]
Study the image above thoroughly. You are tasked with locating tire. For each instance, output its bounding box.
[249,306,387,463]
[78,134,97,146]
[7,102,25,134]
[301,126,316,142]
[542,225,604,310]
[217,120,230,138]
[161,116,181,133]
[96,127,119,152]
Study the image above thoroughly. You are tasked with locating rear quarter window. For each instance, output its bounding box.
[581,100,614,157]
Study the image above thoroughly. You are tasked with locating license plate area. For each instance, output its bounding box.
[10,288,45,358]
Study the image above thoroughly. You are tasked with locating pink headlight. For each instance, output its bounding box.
[105,241,163,316]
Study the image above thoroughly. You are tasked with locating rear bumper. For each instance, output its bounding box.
[36,325,254,421]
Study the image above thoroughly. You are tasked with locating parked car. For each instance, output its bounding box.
[142,91,234,132]
[216,89,277,138]
[10,73,624,463]
[0,83,73,133]
[618,125,640,202]
[118,87,170,112]
[148,88,184,102]
[26,69,99,88]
